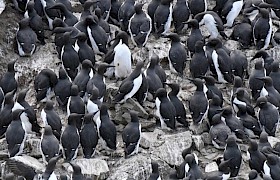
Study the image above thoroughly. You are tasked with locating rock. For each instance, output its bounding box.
[140,129,165,149]
[205,162,219,173]
[7,155,45,173]
[224,39,240,51]
[26,137,41,158]
[268,136,280,148]
[201,132,212,145]
[192,135,204,151]
[152,131,192,166]
[108,154,151,180]
[72,158,110,179]
[0,138,7,151]
[127,98,149,118]
[189,121,209,135]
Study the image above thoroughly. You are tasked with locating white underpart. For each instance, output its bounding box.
[96,115,101,136]
[16,30,26,57]
[16,119,27,156]
[121,74,142,103]
[247,9,259,22]
[74,40,79,52]
[263,18,272,50]
[87,100,99,122]
[66,97,71,117]
[114,40,132,79]
[24,11,29,18]
[129,123,142,156]
[225,0,243,27]
[212,50,227,83]
[103,62,115,78]
[203,14,219,38]
[263,161,271,177]
[39,133,47,164]
[162,4,173,35]
[0,87,4,110]
[40,0,53,30]
[222,172,230,180]
[260,87,268,97]
[48,172,58,180]
[40,109,48,127]
[203,84,208,94]
[87,26,100,54]
[204,0,207,12]
[185,163,190,177]
[233,97,246,113]
[12,102,32,133]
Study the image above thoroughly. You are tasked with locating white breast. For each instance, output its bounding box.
[225,0,243,27]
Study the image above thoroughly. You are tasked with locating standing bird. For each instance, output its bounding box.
[96,0,111,21]
[189,78,208,125]
[6,109,27,157]
[207,38,233,83]
[231,16,252,49]
[86,16,109,55]
[230,50,248,79]
[253,8,272,50]
[184,154,205,179]
[70,163,85,180]
[25,1,45,45]
[223,135,242,177]
[172,0,190,34]
[210,113,232,149]
[166,33,187,76]
[0,60,18,95]
[73,60,94,97]
[186,19,203,55]
[73,32,95,65]
[47,3,78,26]
[222,106,247,140]
[41,100,62,139]
[189,0,207,17]
[110,31,132,79]
[194,11,227,39]
[147,0,160,32]
[165,83,188,127]
[247,139,266,173]
[154,0,173,37]
[41,0,60,30]
[96,104,117,151]
[122,111,141,157]
[155,88,176,130]
[249,60,265,100]
[128,3,152,47]
[190,41,208,78]
[0,92,15,137]
[145,54,163,96]
[87,87,102,122]
[12,89,41,134]
[148,161,161,180]
[232,88,255,117]
[255,96,279,136]
[16,18,37,57]
[61,113,80,162]
[251,50,274,75]
[60,31,80,80]
[95,7,111,39]
[54,67,72,108]
[67,84,85,117]
[221,0,244,27]
[39,155,61,180]
[269,61,280,93]
[86,63,113,101]
[236,104,261,137]
[263,154,280,179]
[34,68,58,102]
[207,93,223,124]
[109,0,121,25]
[80,113,98,158]
[40,125,60,164]
[118,0,136,32]
[114,61,144,103]
[258,76,280,109]
[202,75,223,104]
